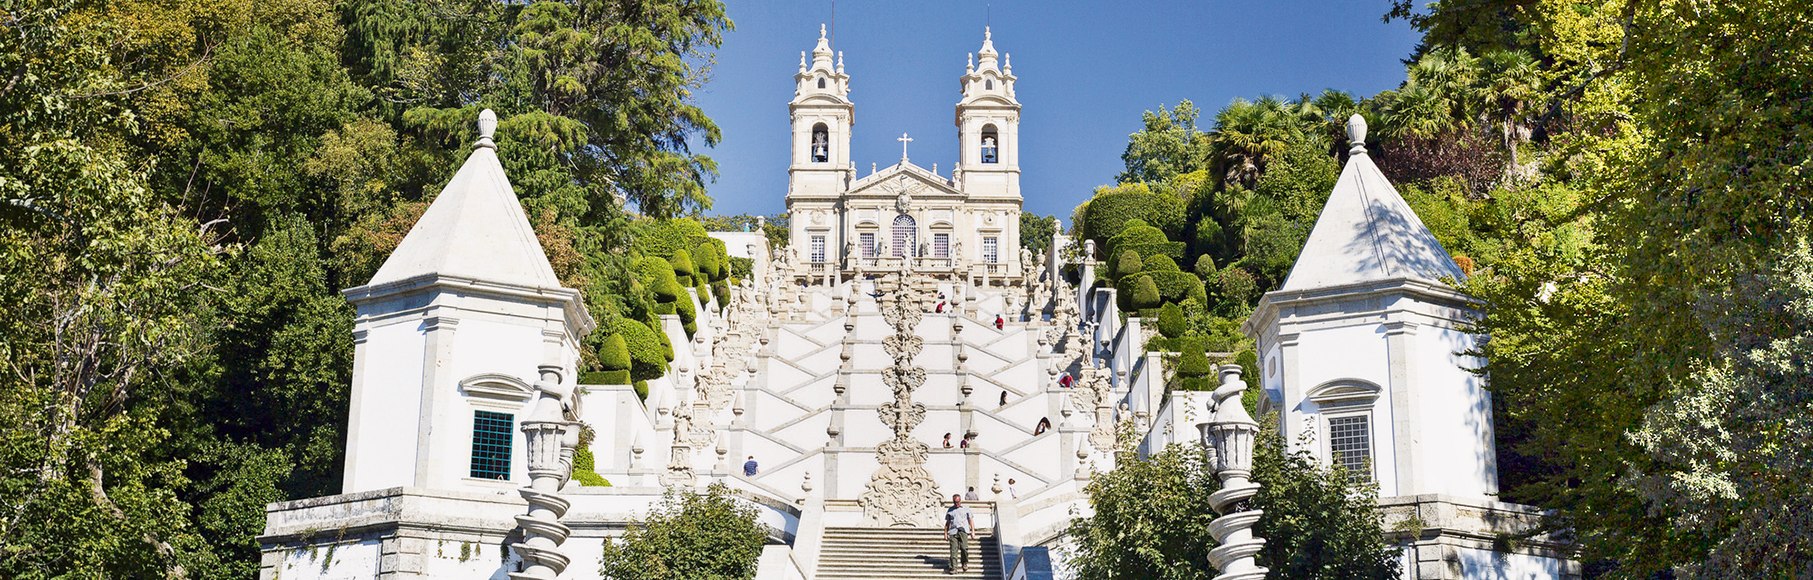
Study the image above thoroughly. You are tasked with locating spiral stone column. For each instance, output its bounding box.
[511,365,581,580]
[1200,364,1266,580]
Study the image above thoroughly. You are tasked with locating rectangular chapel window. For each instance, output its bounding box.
[861,232,877,258]
[983,237,999,263]
[1327,414,1373,483]
[470,410,514,480]
[810,235,827,263]
[933,233,950,258]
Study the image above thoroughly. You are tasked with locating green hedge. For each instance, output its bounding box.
[600,370,632,385]
[1157,302,1186,338]
[630,218,710,259]
[676,293,698,337]
[620,319,669,382]
[1106,218,1169,252]
[572,446,611,487]
[693,238,729,282]
[1111,250,1143,280]
[1143,255,1180,273]
[729,256,753,280]
[671,249,697,287]
[1080,183,1186,246]
[637,257,684,304]
[712,280,731,307]
[1118,270,1206,309]
[1194,254,1218,278]
[633,380,650,401]
[1114,241,1186,263]
[1176,338,1214,391]
[600,334,631,371]
[1130,275,1162,310]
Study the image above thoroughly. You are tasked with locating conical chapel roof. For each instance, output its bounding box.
[367,110,561,289]
[1280,115,1464,292]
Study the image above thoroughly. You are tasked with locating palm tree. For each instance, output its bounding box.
[1481,50,1541,170]
[1208,98,1297,188]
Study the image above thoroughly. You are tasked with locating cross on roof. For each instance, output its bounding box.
[898,132,913,161]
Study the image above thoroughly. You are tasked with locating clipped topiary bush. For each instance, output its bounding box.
[1157,302,1186,338]
[1142,255,1179,273]
[671,249,697,287]
[692,238,730,282]
[1080,183,1186,246]
[1113,250,1144,280]
[630,218,711,259]
[619,319,669,382]
[600,334,631,370]
[712,280,731,307]
[676,292,698,336]
[595,334,632,385]
[1176,338,1214,391]
[1131,275,1162,311]
[637,257,684,305]
[1194,254,1218,279]
[1106,219,1167,255]
[1118,270,1206,308]
[693,243,722,282]
[1106,219,1187,266]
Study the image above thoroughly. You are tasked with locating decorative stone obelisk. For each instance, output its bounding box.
[858,268,943,526]
[510,364,582,580]
[1201,364,1266,580]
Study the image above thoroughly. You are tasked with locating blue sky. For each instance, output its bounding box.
[693,0,1421,220]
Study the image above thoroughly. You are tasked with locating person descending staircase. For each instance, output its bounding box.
[816,526,1003,579]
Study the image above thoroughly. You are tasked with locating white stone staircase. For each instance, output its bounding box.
[816,526,1002,579]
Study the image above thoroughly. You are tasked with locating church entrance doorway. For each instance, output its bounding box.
[892,215,916,258]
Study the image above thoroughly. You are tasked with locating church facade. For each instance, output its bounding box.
[785,26,1025,279]
[256,26,1575,580]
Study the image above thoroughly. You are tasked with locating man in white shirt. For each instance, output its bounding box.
[944,494,975,574]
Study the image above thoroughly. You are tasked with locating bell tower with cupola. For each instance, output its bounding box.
[788,27,854,192]
[787,24,855,261]
[955,27,1021,201]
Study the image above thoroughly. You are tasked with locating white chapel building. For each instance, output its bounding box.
[785,25,1025,279]
[256,26,1574,580]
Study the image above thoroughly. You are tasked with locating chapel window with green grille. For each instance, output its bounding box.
[469,410,514,480]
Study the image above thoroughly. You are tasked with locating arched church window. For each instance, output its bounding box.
[891,215,917,258]
[817,77,826,89]
[980,125,999,164]
[811,123,829,163]
[985,79,993,90]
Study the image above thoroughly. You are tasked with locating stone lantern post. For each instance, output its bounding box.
[1199,364,1267,580]
[510,364,582,580]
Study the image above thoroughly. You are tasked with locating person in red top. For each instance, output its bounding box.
[994,314,1004,330]
[1059,374,1074,388]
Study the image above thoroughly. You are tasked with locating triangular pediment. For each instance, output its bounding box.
[846,161,961,197]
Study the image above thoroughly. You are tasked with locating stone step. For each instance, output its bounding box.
[817,527,1002,579]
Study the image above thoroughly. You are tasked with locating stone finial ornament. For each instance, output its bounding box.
[1346,114,1368,155]
[476,109,498,149]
